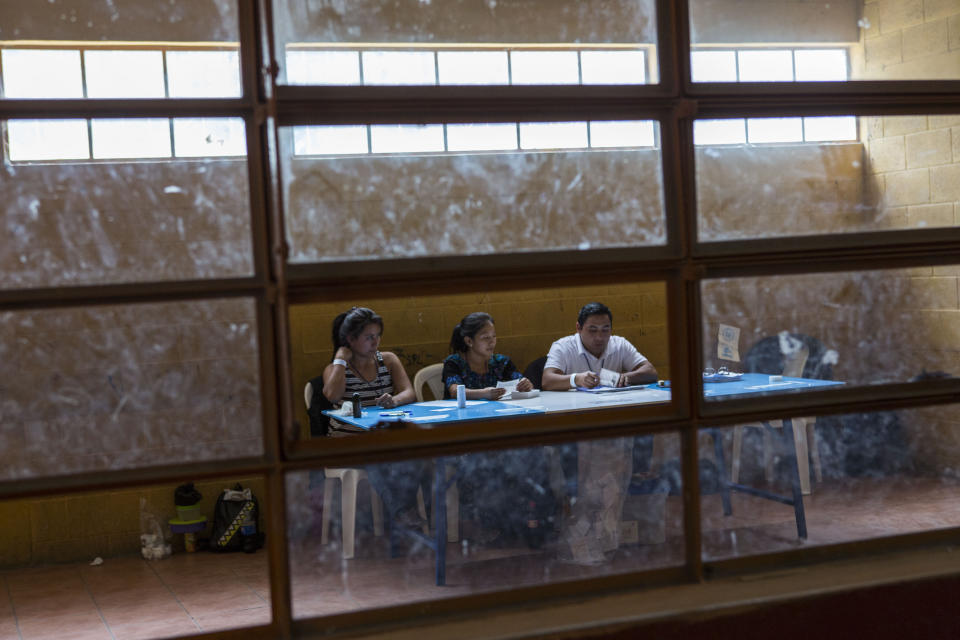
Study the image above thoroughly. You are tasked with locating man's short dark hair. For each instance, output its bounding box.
[577,302,612,327]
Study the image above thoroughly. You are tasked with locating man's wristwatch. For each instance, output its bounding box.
[570,373,578,389]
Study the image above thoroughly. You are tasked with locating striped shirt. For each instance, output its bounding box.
[329,352,393,437]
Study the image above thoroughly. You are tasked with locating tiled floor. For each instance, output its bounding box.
[4,476,960,639]
[0,553,271,640]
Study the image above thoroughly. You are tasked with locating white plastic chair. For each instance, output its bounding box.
[730,341,823,495]
[413,363,460,542]
[413,362,444,402]
[305,381,384,558]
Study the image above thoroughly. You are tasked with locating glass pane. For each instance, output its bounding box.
[0,299,262,481]
[91,118,172,159]
[580,50,646,84]
[6,119,90,161]
[0,477,270,637]
[437,51,510,85]
[737,50,794,82]
[173,117,246,157]
[693,119,745,145]
[282,120,665,261]
[445,123,518,152]
[803,116,857,142]
[690,50,737,82]
[1,49,83,98]
[369,124,445,154]
[166,50,242,97]
[0,2,240,44]
[287,433,681,615]
[794,49,848,81]
[285,50,362,85]
[690,0,960,81]
[701,403,960,560]
[1,118,253,287]
[697,114,960,241]
[746,117,803,143]
[700,266,960,402]
[511,51,580,85]
[361,51,437,85]
[290,282,670,438]
[589,120,655,148]
[294,125,369,155]
[273,0,659,85]
[84,50,166,98]
[519,121,589,150]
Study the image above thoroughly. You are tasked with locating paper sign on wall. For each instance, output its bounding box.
[718,324,741,362]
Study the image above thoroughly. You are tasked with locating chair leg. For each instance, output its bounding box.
[321,476,336,545]
[341,469,359,559]
[416,486,429,535]
[763,429,776,485]
[371,484,384,537]
[807,420,823,483]
[731,426,744,483]
[446,478,459,543]
[792,418,812,495]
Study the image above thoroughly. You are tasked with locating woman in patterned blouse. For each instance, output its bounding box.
[442,312,533,399]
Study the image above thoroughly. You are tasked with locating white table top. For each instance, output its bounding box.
[500,387,672,413]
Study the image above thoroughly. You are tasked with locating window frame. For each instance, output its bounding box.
[2,1,960,638]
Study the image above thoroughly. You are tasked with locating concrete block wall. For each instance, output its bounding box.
[852,0,960,472]
[855,0,960,80]
[290,283,669,438]
[0,477,266,568]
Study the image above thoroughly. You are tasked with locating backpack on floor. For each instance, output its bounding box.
[210,483,265,553]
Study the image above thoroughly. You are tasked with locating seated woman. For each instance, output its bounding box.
[322,307,429,529]
[442,312,554,547]
[442,312,533,400]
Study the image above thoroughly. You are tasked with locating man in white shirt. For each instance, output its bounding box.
[542,302,657,390]
[542,302,658,564]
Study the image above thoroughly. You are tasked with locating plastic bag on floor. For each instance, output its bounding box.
[139,497,171,560]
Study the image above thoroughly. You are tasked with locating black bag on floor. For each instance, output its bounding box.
[210,483,265,553]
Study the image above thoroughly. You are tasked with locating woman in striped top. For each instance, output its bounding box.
[322,307,427,529]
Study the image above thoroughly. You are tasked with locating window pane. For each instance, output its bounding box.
[747,117,803,143]
[701,403,960,560]
[285,50,362,85]
[589,120,655,148]
[437,51,510,85]
[1,49,83,98]
[1,476,271,636]
[580,50,646,84]
[0,299,262,480]
[274,0,659,85]
[369,124,445,153]
[282,121,665,261]
[172,117,246,157]
[690,50,737,82]
[511,51,580,84]
[7,119,90,161]
[361,51,436,85]
[294,125,369,155]
[693,119,746,145]
[84,50,166,98]
[519,122,588,150]
[166,50,241,97]
[697,114,960,241]
[690,2,960,81]
[794,49,848,81]
[701,266,960,399]
[288,432,681,614]
[91,118,172,159]
[803,116,857,142]
[738,50,793,82]
[445,123,518,152]
[2,119,253,287]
